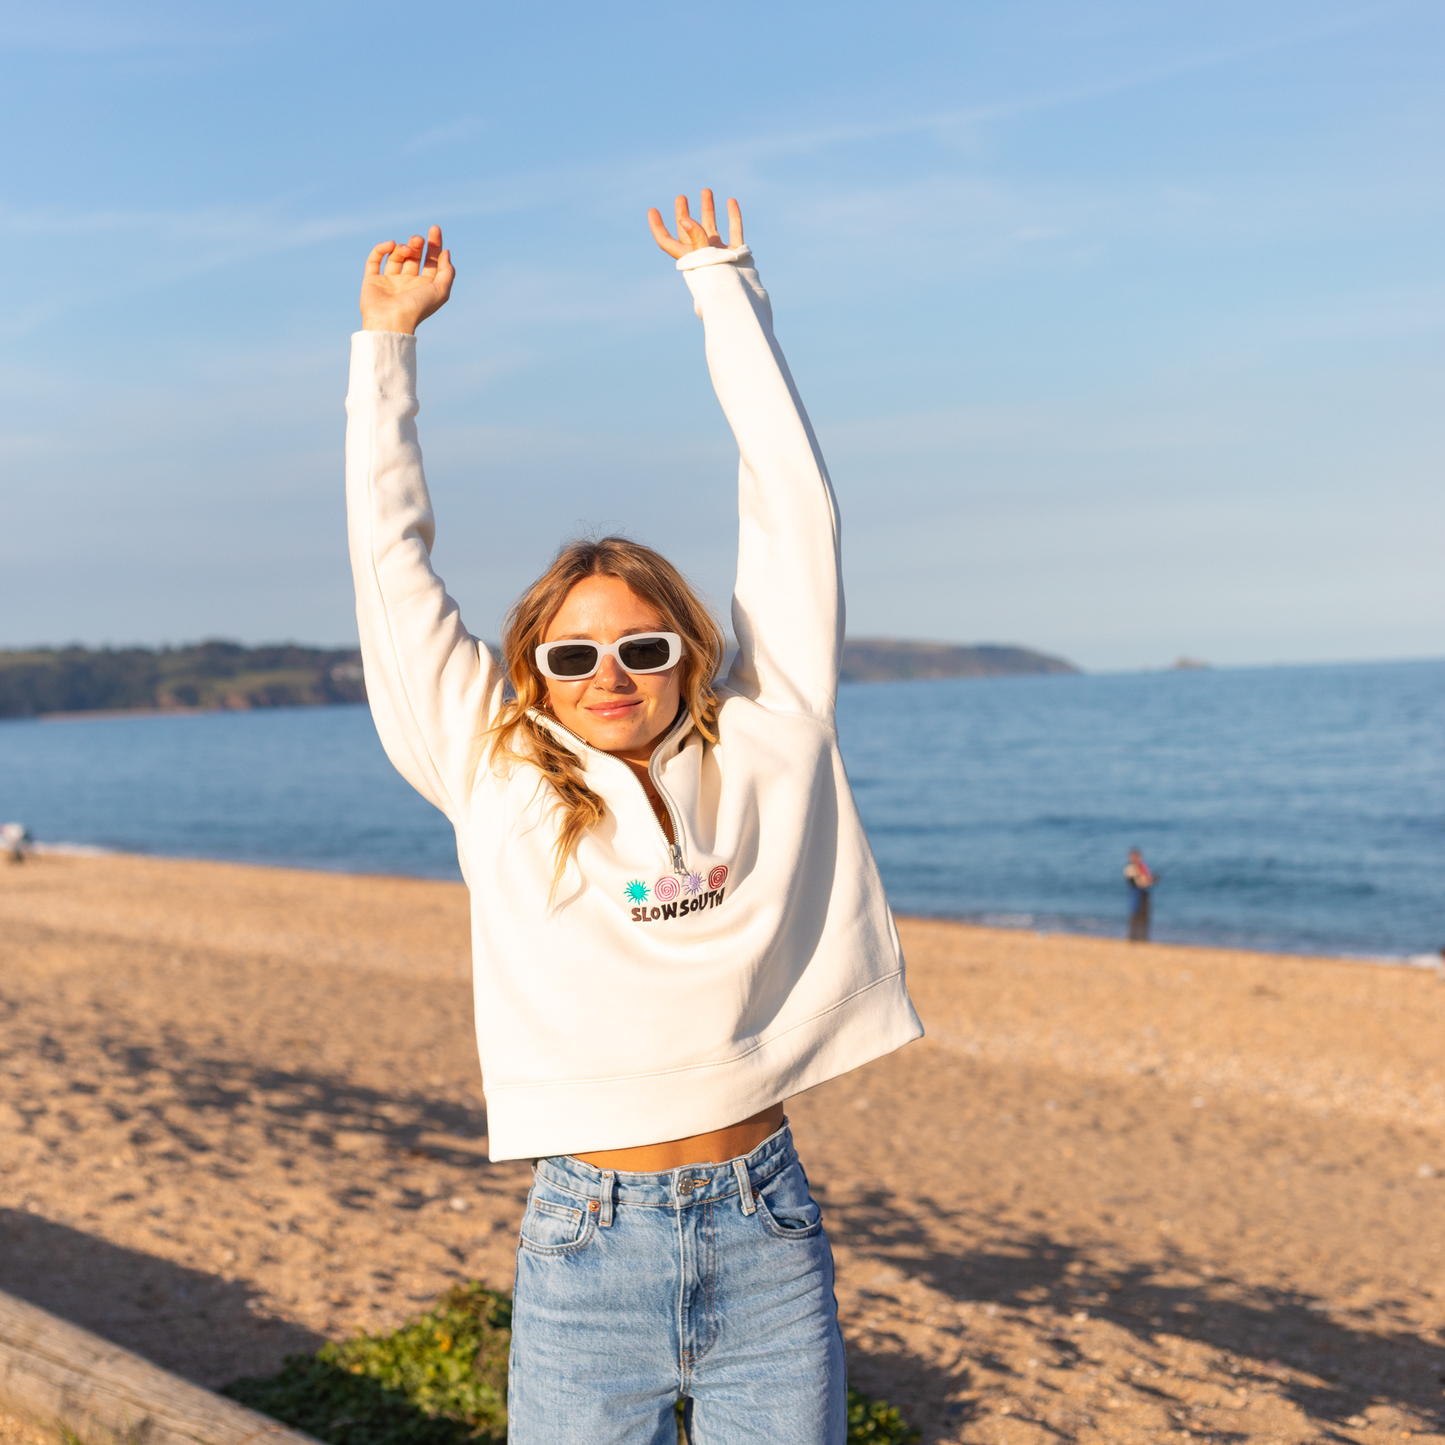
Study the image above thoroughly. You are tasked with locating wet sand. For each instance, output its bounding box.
[1,853,1442,1444]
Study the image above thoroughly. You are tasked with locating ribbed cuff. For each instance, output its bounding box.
[676,244,753,272]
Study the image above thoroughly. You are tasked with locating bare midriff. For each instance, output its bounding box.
[571,1102,786,1173]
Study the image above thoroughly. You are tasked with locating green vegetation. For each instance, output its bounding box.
[0,635,1078,718]
[845,1389,921,1441]
[0,641,366,719]
[225,1283,510,1445]
[225,1280,919,1445]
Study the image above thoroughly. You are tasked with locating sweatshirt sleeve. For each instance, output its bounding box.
[345,330,507,822]
[681,246,843,722]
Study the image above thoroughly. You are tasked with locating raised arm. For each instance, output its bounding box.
[347,227,506,822]
[650,193,843,722]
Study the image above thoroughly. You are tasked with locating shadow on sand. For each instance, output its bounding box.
[828,1186,1445,1442]
[90,1038,493,1175]
[0,1209,323,1387]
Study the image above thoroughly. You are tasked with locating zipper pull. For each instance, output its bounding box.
[670,842,686,875]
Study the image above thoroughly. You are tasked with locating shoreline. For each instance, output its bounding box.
[13,844,1442,972]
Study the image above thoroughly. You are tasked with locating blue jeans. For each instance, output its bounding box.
[507,1123,846,1444]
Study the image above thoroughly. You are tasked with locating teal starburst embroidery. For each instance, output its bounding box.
[624,879,650,904]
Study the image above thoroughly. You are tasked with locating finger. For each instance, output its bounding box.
[433,248,456,301]
[679,216,712,249]
[674,194,692,227]
[385,235,421,276]
[699,188,719,239]
[365,241,397,277]
[727,197,743,248]
[421,224,443,277]
[399,233,425,278]
[648,206,686,258]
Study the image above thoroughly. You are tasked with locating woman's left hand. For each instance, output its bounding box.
[359,224,455,334]
[648,190,744,259]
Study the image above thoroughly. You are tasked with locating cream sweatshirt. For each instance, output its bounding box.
[345,244,923,1161]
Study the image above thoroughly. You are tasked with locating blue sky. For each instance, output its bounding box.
[2,0,1440,670]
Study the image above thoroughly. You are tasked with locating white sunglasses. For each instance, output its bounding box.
[534,632,684,681]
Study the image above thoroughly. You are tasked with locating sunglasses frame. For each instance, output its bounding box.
[534,631,684,682]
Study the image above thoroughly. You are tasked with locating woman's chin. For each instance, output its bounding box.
[579,716,650,753]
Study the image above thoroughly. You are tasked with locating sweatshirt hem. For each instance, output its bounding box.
[481,972,924,1161]
[483,967,910,1094]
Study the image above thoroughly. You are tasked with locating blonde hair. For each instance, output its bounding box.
[485,537,725,893]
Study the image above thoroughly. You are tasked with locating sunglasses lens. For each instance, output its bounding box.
[544,643,601,678]
[617,636,673,671]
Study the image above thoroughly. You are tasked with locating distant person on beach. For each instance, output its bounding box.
[1124,847,1155,941]
[1,822,32,863]
[346,194,921,1443]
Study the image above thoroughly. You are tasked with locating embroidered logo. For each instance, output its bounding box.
[628,864,731,925]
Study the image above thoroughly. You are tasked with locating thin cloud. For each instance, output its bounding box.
[0,4,1417,339]
[405,115,490,152]
[0,8,273,51]
[658,7,1387,170]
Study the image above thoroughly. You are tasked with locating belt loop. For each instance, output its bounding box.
[733,1158,756,1215]
[599,1170,615,1228]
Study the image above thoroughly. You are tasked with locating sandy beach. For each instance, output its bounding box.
[1,852,1442,1443]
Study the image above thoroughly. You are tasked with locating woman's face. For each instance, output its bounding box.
[541,575,683,763]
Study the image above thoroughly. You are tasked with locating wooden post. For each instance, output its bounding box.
[0,1290,322,1445]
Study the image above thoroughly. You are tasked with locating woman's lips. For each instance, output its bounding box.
[587,699,642,720]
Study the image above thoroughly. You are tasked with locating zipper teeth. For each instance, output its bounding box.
[649,739,688,874]
[531,707,689,873]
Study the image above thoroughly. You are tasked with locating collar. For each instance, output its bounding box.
[526,703,696,773]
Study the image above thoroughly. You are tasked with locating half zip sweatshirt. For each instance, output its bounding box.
[345,244,924,1160]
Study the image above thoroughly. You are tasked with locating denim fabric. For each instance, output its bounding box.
[507,1123,846,1444]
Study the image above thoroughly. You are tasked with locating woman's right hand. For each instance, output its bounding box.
[648,190,744,260]
[360,224,455,334]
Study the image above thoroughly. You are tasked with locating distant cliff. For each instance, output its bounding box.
[839,638,1079,683]
[0,642,366,719]
[0,635,1081,719]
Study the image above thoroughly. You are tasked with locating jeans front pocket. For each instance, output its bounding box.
[519,1186,595,1255]
[753,1160,824,1241]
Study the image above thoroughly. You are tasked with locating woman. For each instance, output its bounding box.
[347,191,922,1444]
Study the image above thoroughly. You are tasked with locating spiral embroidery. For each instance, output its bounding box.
[627,862,730,925]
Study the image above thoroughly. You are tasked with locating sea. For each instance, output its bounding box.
[2,658,1441,962]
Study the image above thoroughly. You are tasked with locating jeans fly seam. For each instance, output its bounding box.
[699,1198,719,1363]
[675,1194,690,1392]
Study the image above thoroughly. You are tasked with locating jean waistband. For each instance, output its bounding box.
[533,1120,796,1209]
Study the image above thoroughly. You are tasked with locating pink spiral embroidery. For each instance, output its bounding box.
[654,875,681,903]
[708,865,729,890]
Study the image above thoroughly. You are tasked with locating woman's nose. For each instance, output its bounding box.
[593,655,632,690]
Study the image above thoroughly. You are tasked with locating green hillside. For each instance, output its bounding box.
[0,635,1081,719]
[0,641,366,719]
